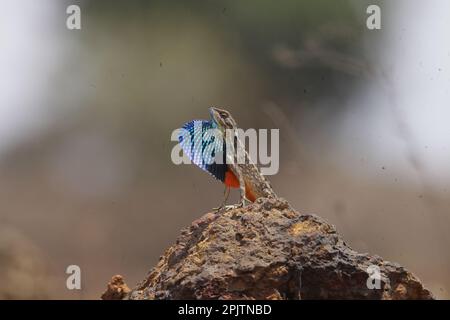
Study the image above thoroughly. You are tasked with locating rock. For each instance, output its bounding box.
[101,275,130,300]
[103,198,434,300]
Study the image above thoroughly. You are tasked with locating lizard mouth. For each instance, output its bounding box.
[208,107,218,120]
[209,107,237,129]
[209,107,225,127]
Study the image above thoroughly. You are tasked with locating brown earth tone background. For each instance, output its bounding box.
[1,0,449,299]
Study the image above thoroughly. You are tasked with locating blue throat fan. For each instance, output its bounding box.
[178,120,228,182]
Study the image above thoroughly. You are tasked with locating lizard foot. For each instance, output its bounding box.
[213,205,237,213]
[235,198,249,208]
[213,198,249,212]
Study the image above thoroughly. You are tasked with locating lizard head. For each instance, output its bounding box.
[209,107,237,130]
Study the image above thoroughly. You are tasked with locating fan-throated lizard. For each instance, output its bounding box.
[178,107,277,208]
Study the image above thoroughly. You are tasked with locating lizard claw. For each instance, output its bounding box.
[213,197,249,213]
[213,205,238,213]
[235,198,249,208]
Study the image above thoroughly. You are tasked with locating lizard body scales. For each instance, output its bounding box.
[178,107,277,206]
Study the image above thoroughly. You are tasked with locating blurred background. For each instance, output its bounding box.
[1,0,449,299]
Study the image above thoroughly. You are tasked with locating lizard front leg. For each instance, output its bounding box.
[213,186,231,212]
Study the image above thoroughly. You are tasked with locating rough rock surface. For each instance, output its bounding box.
[103,198,433,300]
[101,275,131,300]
